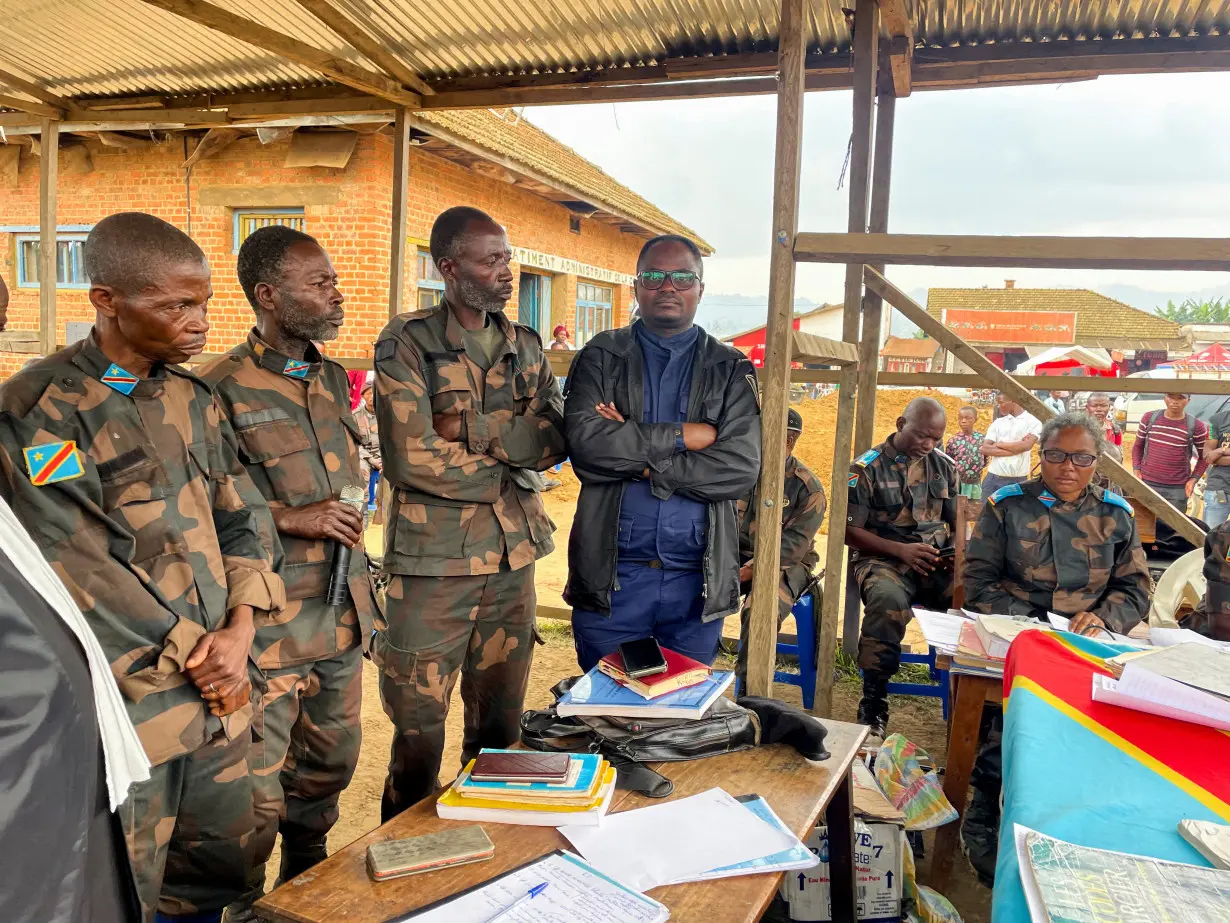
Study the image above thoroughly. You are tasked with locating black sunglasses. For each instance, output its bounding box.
[637,270,699,291]
[1041,449,1097,468]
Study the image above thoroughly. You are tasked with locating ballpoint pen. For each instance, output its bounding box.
[483,882,549,922]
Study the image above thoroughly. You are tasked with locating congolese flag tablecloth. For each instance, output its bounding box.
[992,630,1230,922]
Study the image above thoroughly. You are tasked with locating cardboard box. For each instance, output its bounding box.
[781,819,904,923]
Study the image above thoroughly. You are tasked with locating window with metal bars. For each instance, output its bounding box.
[232,208,306,252]
[15,234,89,289]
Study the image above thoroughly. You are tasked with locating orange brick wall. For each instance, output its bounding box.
[0,130,639,374]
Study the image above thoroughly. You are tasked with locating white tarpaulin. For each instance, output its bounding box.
[1014,345,1114,375]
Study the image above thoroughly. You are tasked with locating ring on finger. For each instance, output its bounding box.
[209,681,217,693]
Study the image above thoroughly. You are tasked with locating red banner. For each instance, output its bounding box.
[943,309,1076,345]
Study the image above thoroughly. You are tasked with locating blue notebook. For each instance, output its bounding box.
[556,667,734,719]
[455,750,603,795]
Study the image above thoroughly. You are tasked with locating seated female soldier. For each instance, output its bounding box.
[965,410,1151,637]
[959,411,1152,885]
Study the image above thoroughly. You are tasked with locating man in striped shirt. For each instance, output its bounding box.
[1131,392,1209,514]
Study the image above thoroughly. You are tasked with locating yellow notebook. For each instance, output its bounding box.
[436,767,617,827]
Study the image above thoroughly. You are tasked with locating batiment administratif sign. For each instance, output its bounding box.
[942,309,1077,345]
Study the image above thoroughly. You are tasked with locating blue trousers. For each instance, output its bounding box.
[571,562,723,671]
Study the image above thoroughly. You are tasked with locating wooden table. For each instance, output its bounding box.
[929,656,1004,889]
[257,720,868,923]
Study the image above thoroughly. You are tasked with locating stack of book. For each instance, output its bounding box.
[952,618,1011,675]
[436,750,616,827]
[597,647,713,699]
[557,664,735,719]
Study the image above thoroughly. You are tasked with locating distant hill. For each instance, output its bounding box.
[696,295,820,339]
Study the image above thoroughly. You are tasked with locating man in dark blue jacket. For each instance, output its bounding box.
[564,235,762,669]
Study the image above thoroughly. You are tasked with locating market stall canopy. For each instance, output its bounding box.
[1168,343,1230,371]
[1014,345,1116,376]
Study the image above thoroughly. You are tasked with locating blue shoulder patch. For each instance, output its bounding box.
[1101,491,1135,516]
[988,483,1024,505]
[854,449,881,468]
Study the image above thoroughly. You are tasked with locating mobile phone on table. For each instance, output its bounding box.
[619,637,669,678]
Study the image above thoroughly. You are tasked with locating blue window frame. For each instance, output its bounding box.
[15,233,90,289]
[575,281,613,347]
[416,249,445,310]
[232,208,305,252]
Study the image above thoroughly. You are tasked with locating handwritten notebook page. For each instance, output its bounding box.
[400,850,668,923]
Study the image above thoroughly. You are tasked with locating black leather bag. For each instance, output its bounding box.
[519,677,762,798]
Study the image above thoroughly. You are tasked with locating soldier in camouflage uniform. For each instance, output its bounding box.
[197,226,380,914]
[0,213,284,923]
[961,412,1149,885]
[373,206,565,820]
[964,413,1150,634]
[735,408,826,685]
[1195,521,1230,641]
[846,397,956,738]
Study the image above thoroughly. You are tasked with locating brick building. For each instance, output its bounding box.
[0,108,708,378]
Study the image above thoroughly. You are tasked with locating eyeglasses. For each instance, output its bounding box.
[1041,449,1097,468]
[637,270,699,291]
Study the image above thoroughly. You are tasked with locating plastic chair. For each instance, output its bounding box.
[734,590,818,710]
[887,647,950,720]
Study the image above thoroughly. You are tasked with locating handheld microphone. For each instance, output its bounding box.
[326,485,367,607]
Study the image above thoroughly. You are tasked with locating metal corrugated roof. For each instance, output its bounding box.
[4,0,1224,100]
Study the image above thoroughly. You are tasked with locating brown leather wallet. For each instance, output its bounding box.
[470,751,571,783]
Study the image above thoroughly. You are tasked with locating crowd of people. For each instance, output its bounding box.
[5,202,1230,923]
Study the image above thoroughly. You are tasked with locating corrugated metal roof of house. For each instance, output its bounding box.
[2,0,1227,96]
[926,287,1183,341]
[880,334,939,358]
[417,108,710,250]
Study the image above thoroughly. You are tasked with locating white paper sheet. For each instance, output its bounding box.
[1092,668,1230,731]
[1149,627,1230,652]
[911,607,968,654]
[1047,611,1144,646]
[560,788,796,892]
[400,850,668,923]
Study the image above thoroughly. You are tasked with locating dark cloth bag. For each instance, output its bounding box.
[520,677,829,798]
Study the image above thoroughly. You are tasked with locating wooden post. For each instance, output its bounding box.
[745,0,807,698]
[820,0,879,700]
[38,118,59,356]
[852,90,896,454]
[388,107,410,320]
[863,266,1207,547]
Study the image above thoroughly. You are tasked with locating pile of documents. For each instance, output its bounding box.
[436,750,617,827]
[1093,642,1230,731]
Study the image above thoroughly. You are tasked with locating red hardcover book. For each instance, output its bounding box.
[597,646,713,700]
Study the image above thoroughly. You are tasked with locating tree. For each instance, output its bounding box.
[1157,297,1230,324]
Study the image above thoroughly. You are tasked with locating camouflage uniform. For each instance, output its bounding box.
[0,333,284,921]
[847,437,957,680]
[198,331,380,888]
[373,301,565,819]
[964,478,1150,633]
[735,454,826,682]
[1194,520,1230,641]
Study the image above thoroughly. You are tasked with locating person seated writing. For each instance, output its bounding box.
[960,411,1150,884]
[847,397,957,740]
[965,411,1150,636]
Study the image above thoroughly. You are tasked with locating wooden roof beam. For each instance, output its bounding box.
[291,0,434,96]
[0,93,64,120]
[135,0,421,108]
[0,66,72,110]
[876,0,913,96]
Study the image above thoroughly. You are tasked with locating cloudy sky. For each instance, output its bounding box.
[526,72,1230,317]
